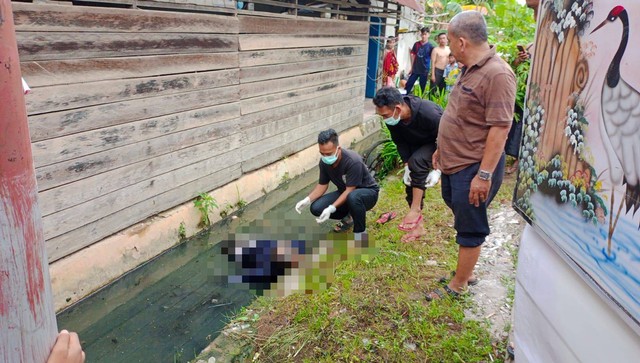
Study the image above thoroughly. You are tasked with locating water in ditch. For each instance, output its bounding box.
[56,135,382,362]
[58,135,384,363]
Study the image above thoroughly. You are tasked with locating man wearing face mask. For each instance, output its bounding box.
[295,129,379,236]
[372,87,443,242]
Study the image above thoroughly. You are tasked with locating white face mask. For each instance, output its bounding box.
[384,108,401,126]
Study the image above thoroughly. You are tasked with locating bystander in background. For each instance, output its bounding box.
[382,36,399,87]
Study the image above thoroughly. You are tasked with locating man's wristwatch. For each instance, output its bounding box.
[478,169,492,181]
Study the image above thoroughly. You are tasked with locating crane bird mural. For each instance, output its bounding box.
[513,0,640,331]
[590,6,640,253]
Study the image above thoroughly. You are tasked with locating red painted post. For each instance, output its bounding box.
[0,1,58,362]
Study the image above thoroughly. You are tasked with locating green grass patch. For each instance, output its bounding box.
[229,173,518,362]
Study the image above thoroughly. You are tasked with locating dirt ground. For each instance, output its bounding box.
[468,201,525,356]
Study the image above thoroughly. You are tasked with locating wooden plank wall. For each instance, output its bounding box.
[237,15,367,172]
[13,3,368,262]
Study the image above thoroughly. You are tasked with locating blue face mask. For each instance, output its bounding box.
[384,108,401,126]
[321,147,340,165]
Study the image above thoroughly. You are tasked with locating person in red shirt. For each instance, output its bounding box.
[382,37,399,87]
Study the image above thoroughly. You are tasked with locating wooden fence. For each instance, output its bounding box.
[12,2,368,262]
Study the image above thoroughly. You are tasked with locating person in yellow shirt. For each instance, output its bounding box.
[443,54,462,92]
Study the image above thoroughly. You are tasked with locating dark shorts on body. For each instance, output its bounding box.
[441,154,505,247]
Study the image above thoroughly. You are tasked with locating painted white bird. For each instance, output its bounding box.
[591,6,640,253]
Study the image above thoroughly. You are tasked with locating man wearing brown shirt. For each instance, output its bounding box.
[428,11,516,300]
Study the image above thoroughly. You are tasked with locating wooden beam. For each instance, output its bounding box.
[38,122,241,216]
[238,14,368,34]
[240,66,364,99]
[240,55,366,83]
[241,106,363,172]
[239,45,367,67]
[35,104,241,192]
[42,146,243,241]
[238,86,363,131]
[17,32,238,61]
[0,0,57,360]
[20,53,239,88]
[241,97,357,144]
[239,33,368,51]
[46,163,242,262]
[240,76,364,114]
[136,0,237,14]
[26,68,239,115]
[12,2,238,33]
[28,86,239,144]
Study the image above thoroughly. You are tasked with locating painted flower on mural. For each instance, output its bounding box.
[515,91,605,225]
[548,0,594,43]
[564,105,588,157]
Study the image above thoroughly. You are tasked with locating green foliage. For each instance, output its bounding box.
[410,83,427,98]
[376,125,402,179]
[193,192,218,227]
[178,222,186,241]
[428,87,449,110]
[487,0,536,121]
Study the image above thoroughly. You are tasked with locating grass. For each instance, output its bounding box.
[223,173,518,362]
[194,192,218,227]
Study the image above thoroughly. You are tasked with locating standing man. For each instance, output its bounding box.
[506,0,539,174]
[405,28,434,95]
[295,129,379,236]
[430,32,451,94]
[372,87,443,242]
[428,11,516,300]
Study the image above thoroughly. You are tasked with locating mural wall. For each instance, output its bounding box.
[514,0,640,330]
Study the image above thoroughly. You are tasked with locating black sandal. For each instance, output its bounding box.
[333,217,353,232]
[438,271,479,286]
[425,285,464,301]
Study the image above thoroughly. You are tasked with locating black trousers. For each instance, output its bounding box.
[441,154,505,247]
[405,73,428,95]
[310,189,379,233]
[405,143,436,209]
[432,68,446,94]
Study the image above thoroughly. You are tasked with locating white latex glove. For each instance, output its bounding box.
[403,165,411,186]
[315,204,336,223]
[295,196,311,214]
[425,169,442,188]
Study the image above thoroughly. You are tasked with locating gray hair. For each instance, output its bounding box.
[449,11,488,44]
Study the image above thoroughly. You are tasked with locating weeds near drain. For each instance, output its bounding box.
[178,222,186,241]
[194,192,218,227]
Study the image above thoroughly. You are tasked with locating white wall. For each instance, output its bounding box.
[370,1,422,80]
[514,225,640,362]
[396,6,421,78]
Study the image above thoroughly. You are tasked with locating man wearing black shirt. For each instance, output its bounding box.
[295,129,379,235]
[373,87,442,242]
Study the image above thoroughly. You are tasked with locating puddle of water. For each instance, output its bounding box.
[56,136,382,362]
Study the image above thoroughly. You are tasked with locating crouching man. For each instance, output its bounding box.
[295,129,379,236]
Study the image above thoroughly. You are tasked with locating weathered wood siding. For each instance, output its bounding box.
[237,15,367,172]
[13,3,367,262]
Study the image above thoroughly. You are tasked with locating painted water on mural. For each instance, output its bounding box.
[531,193,640,320]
